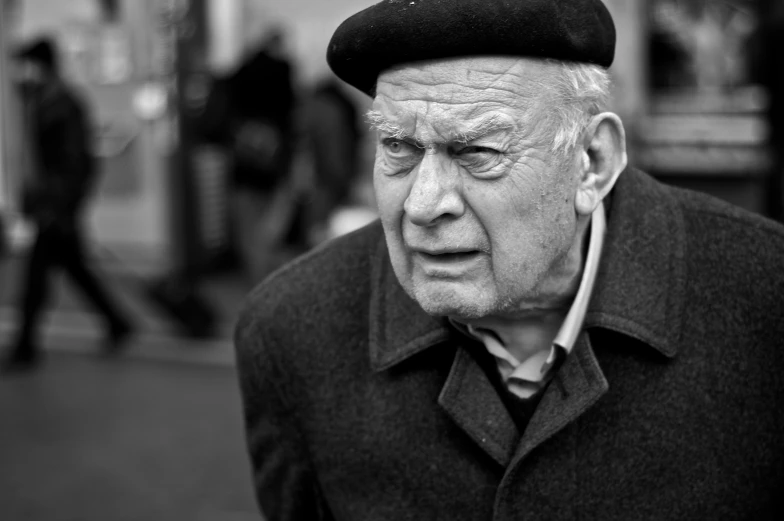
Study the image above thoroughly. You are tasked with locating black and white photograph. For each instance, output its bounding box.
[1,0,782,519]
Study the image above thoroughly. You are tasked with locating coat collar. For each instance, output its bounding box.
[368,235,451,371]
[583,167,686,358]
[368,167,686,370]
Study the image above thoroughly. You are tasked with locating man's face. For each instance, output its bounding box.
[13,60,46,86]
[372,57,584,320]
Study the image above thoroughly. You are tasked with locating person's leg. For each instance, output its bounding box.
[3,227,57,367]
[58,225,133,348]
[232,187,280,286]
[256,184,299,275]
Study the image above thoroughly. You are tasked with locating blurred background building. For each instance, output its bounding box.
[0,0,377,288]
[0,0,781,347]
[0,0,780,287]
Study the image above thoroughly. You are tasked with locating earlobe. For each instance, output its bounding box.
[574,185,596,216]
[575,112,627,216]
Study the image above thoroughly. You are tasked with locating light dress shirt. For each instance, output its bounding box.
[458,202,606,399]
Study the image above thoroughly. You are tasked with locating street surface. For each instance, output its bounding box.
[0,254,263,520]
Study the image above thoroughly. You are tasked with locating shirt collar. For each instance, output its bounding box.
[458,203,606,393]
[553,200,606,351]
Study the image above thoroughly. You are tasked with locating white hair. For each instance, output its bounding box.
[541,61,612,155]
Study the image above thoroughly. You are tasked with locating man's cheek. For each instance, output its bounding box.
[375,180,410,215]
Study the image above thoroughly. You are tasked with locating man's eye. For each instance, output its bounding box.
[452,145,502,176]
[454,145,496,156]
[383,139,418,157]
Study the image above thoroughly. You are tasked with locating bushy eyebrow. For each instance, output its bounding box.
[366,110,516,144]
[454,115,517,143]
[366,110,409,139]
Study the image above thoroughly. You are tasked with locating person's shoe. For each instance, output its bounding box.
[103,322,134,355]
[0,349,41,373]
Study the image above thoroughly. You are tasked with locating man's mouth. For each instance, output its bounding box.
[413,249,482,264]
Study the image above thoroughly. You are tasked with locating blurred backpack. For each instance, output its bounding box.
[197,75,288,190]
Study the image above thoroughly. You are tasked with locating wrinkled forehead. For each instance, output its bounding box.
[372,56,553,135]
[375,56,555,107]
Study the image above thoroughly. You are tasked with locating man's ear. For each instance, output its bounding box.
[574,112,627,216]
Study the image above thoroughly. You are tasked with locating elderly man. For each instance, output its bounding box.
[234,1,784,519]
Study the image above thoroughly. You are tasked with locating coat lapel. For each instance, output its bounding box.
[513,333,608,463]
[368,236,451,371]
[438,346,520,467]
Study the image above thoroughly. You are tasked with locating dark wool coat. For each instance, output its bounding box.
[234,168,784,521]
[23,82,95,221]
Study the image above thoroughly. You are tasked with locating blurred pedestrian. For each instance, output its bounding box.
[301,76,362,246]
[221,27,296,285]
[1,38,133,372]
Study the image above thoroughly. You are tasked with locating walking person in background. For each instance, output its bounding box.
[1,38,133,372]
[222,27,297,285]
[301,76,364,246]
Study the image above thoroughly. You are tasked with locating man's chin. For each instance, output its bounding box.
[408,281,493,320]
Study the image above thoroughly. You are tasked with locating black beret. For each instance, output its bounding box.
[327,0,616,95]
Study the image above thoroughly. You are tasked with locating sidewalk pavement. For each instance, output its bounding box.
[0,352,261,521]
[0,256,264,520]
[0,253,253,366]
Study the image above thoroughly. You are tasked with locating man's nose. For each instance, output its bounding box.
[404,151,465,227]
